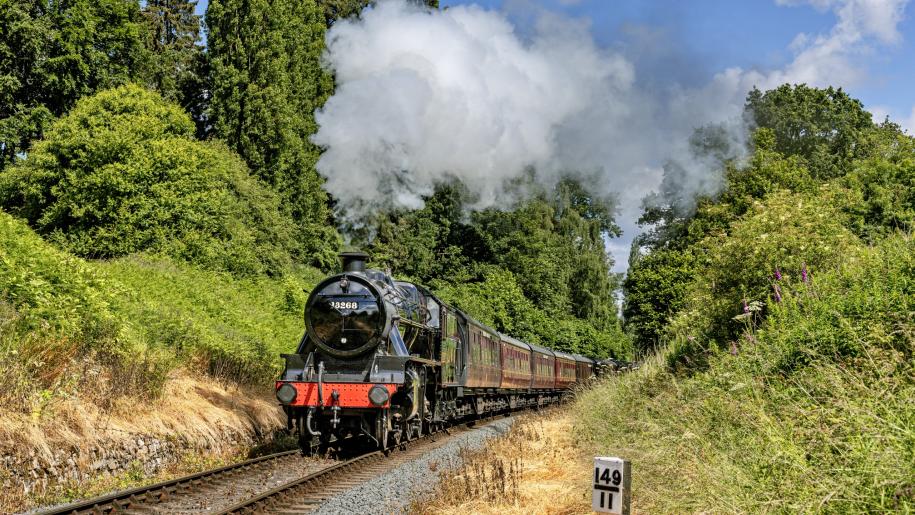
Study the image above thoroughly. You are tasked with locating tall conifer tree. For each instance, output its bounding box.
[141,0,206,130]
[206,0,339,268]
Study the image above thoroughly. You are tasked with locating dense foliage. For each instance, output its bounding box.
[206,0,340,268]
[583,83,915,512]
[361,180,629,359]
[624,85,890,355]
[0,0,149,170]
[0,85,298,276]
[579,233,915,513]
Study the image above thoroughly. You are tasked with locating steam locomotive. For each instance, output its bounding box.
[275,252,595,452]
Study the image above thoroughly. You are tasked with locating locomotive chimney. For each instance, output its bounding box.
[340,251,369,273]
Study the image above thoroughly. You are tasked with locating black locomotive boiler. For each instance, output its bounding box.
[275,252,595,452]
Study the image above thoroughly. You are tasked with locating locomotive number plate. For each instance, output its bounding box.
[330,301,359,310]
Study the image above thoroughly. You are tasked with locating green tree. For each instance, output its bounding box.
[319,0,439,25]
[623,248,695,353]
[366,184,471,282]
[320,0,371,25]
[0,85,297,276]
[745,84,874,179]
[207,0,339,268]
[0,0,148,170]
[141,0,207,133]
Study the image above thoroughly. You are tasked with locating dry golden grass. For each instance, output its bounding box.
[0,370,284,513]
[0,369,283,457]
[417,409,597,515]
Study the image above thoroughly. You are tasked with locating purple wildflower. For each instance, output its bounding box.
[801,262,809,283]
[743,299,750,314]
[774,267,782,281]
[729,341,739,356]
[772,283,782,303]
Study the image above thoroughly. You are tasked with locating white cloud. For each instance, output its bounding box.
[903,106,915,134]
[693,0,908,119]
[313,0,909,272]
[869,104,892,123]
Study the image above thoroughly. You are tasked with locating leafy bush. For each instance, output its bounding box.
[742,234,915,374]
[0,84,297,276]
[667,187,857,364]
[842,134,915,241]
[0,209,170,413]
[0,210,122,346]
[577,234,915,512]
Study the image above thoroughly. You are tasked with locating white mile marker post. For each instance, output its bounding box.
[592,457,630,514]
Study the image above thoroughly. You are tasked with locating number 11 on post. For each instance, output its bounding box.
[592,457,630,514]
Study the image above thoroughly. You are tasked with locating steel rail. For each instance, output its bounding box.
[36,449,300,515]
[216,451,386,514]
[216,414,507,514]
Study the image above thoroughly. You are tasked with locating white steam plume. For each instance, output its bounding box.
[313,0,908,271]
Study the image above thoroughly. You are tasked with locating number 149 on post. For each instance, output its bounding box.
[592,457,630,514]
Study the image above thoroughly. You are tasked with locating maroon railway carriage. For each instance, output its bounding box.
[464,318,501,389]
[553,350,578,390]
[499,333,532,389]
[573,354,594,383]
[529,343,556,390]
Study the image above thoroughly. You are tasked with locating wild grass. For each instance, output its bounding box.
[416,410,593,515]
[574,234,915,513]
[1,209,323,414]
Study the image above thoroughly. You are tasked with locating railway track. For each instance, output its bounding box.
[37,416,508,515]
[35,449,328,515]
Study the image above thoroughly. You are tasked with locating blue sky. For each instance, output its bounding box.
[437,0,915,129]
[195,0,915,129]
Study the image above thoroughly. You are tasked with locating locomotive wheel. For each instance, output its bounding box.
[387,428,401,450]
[375,409,390,451]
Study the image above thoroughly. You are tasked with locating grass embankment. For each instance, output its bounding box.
[576,235,915,513]
[0,210,320,509]
[420,238,915,514]
[416,410,592,515]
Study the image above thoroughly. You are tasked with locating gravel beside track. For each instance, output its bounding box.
[312,417,515,515]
